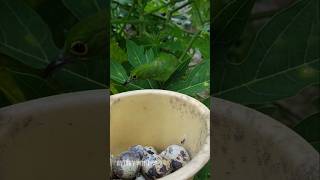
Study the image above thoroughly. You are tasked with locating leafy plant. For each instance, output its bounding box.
[0,0,108,107]
[110,0,210,178]
[213,0,319,152]
[110,0,210,101]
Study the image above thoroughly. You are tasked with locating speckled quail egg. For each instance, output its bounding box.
[112,151,141,179]
[143,146,157,155]
[160,144,190,171]
[129,145,146,158]
[141,154,172,179]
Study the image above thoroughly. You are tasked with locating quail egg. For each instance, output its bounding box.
[129,145,146,158]
[143,146,157,155]
[112,151,141,179]
[141,154,172,179]
[160,144,190,171]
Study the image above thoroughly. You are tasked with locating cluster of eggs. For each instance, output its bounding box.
[111,144,190,179]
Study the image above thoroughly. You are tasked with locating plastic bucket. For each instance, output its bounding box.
[110,90,210,180]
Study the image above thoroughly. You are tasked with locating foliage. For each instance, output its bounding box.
[0,0,108,108]
[110,0,210,101]
[213,0,319,152]
[111,0,210,178]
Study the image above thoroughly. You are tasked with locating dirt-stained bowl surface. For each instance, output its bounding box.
[110,90,210,180]
[212,97,319,180]
[0,90,108,180]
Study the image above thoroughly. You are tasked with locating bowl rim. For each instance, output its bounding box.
[110,89,210,180]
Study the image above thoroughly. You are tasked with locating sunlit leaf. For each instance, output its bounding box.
[110,60,128,84]
[168,60,210,97]
[111,38,128,64]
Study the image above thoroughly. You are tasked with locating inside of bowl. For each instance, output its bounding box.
[0,91,108,180]
[110,92,209,158]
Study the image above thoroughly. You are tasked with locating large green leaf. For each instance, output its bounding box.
[126,40,148,67]
[9,68,56,100]
[1,0,108,92]
[110,60,128,84]
[27,0,78,48]
[0,53,57,102]
[0,0,59,69]
[0,67,25,103]
[191,0,210,28]
[127,79,159,90]
[125,40,159,89]
[111,38,128,64]
[213,0,255,45]
[62,0,106,19]
[168,60,210,97]
[213,0,319,104]
[48,56,108,91]
[294,113,320,152]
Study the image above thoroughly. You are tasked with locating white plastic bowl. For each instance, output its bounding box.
[110,90,210,180]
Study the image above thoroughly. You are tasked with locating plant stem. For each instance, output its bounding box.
[119,1,135,34]
[178,30,201,63]
[112,19,151,24]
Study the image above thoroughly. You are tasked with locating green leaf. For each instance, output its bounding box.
[144,0,167,14]
[9,68,56,100]
[168,60,210,97]
[28,0,78,48]
[0,67,25,103]
[145,48,155,64]
[193,33,210,59]
[111,38,128,64]
[213,0,320,104]
[213,0,255,45]
[126,40,147,67]
[110,60,128,84]
[194,161,211,180]
[164,57,191,86]
[125,40,163,88]
[191,0,210,28]
[0,0,59,68]
[127,79,159,90]
[62,0,106,19]
[294,113,320,144]
[48,57,108,91]
[0,53,56,101]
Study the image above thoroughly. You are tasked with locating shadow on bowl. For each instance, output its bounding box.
[212,97,319,180]
[0,90,108,180]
